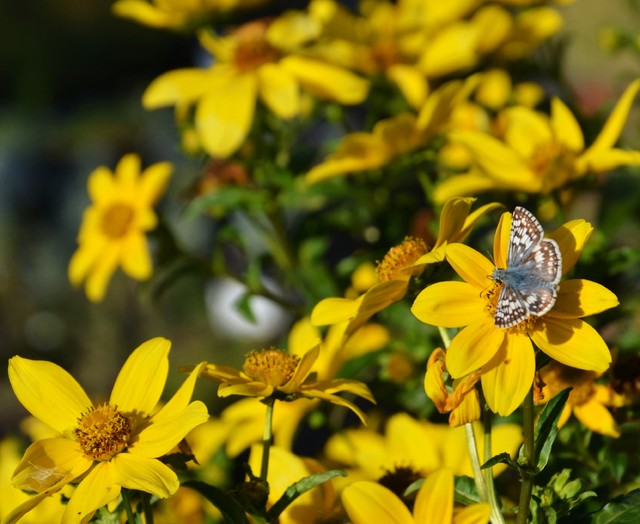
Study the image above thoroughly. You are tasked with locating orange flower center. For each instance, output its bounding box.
[482,281,540,332]
[101,203,135,238]
[529,141,577,193]
[233,20,280,72]
[377,237,428,282]
[242,348,299,387]
[74,403,132,461]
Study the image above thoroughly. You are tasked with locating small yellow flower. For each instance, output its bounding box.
[535,361,627,438]
[5,338,209,524]
[68,153,172,302]
[342,469,490,524]
[412,210,618,415]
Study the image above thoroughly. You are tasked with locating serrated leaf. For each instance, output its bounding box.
[183,481,250,524]
[533,387,571,472]
[266,470,346,521]
[593,489,640,524]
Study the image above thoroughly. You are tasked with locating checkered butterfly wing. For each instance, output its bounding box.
[506,207,545,267]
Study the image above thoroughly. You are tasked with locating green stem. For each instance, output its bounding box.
[464,423,487,502]
[142,493,154,524]
[483,409,505,524]
[438,326,452,349]
[260,397,275,482]
[517,387,535,524]
[121,489,136,524]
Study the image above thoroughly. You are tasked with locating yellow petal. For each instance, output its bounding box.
[412,281,486,328]
[413,469,453,523]
[446,321,506,377]
[481,332,535,416]
[84,246,119,303]
[138,161,172,205]
[87,166,117,204]
[342,481,414,524]
[195,73,257,158]
[531,317,612,372]
[434,172,501,203]
[549,279,619,319]
[493,210,510,270]
[436,197,476,245]
[573,399,620,438]
[285,345,320,392]
[120,233,152,280]
[142,68,221,109]
[257,62,300,119]
[112,0,186,29]
[455,201,503,244]
[63,461,120,524]
[386,64,429,109]
[110,337,170,415]
[475,69,511,110]
[386,413,440,472]
[219,381,273,397]
[425,349,448,412]
[577,148,640,173]
[419,24,479,77]
[311,297,360,325]
[152,362,208,421]
[551,98,584,152]
[504,106,553,159]
[8,357,92,435]
[454,503,492,524]
[112,453,179,497]
[446,243,494,290]
[198,363,245,382]
[547,218,592,275]
[68,236,108,288]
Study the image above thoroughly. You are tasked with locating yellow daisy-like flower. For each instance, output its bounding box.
[196,344,375,423]
[68,153,172,302]
[342,469,490,524]
[5,338,209,524]
[438,79,640,200]
[535,361,628,438]
[411,210,618,416]
[143,17,369,158]
[311,197,501,335]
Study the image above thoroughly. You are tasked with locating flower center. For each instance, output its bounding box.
[101,203,135,238]
[377,237,428,282]
[233,20,280,72]
[74,403,132,461]
[378,466,423,499]
[483,281,539,332]
[528,141,577,193]
[242,348,299,387]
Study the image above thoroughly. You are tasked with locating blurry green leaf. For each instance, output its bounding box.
[533,388,571,472]
[185,187,270,219]
[235,292,258,324]
[183,481,250,524]
[593,489,640,523]
[454,475,482,505]
[266,470,346,522]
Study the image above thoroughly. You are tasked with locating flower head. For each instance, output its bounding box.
[68,154,172,302]
[412,210,618,415]
[5,338,209,524]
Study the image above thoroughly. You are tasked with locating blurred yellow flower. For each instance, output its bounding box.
[535,361,627,438]
[412,210,618,416]
[68,153,172,302]
[438,79,640,200]
[5,338,209,524]
[342,469,490,524]
[143,17,369,158]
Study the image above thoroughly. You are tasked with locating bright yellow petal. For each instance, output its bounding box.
[573,399,620,438]
[112,453,179,497]
[311,297,360,325]
[577,148,640,173]
[342,481,414,524]
[545,218,592,275]
[481,333,535,416]
[196,73,257,158]
[434,172,501,203]
[549,279,619,319]
[531,318,612,372]
[446,243,494,290]
[142,68,222,108]
[63,462,120,524]
[198,363,245,382]
[307,389,368,424]
[219,381,273,397]
[257,62,300,119]
[84,246,120,302]
[138,161,172,205]
[504,106,553,159]
[493,210,510,270]
[348,280,409,333]
[8,357,92,435]
[413,469,453,523]
[454,503,492,524]
[68,235,107,287]
[412,281,486,328]
[419,24,479,77]
[110,337,170,415]
[446,321,506,378]
[153,361,207,421]
[387,64,428,109]
[454,201,503,244]
[284,345,320,392]
[87,166,117,204]
[436,197,477,246]
[551,97,584,152]
[386,413,440,473]
[120,233,152,280]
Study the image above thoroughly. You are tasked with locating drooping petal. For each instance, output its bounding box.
[63,462,120,524]
[446,321,506,378]
[551,97,584,152]
[547,219,593,275]
[573,399,620,438]
[531,317,612,372]
[8,357,92,435]
[342,481,414,524]
[110,337,170,415]
[412,281,486,328]
[446,243,495,290]
[111,453,179,497]
[198,362,245,382]
[307,390,368,424]
[549,279,619,319]
[257,62,300,119]
[413,469,453,523]
[481,333,535,416]
[306,378,375,404]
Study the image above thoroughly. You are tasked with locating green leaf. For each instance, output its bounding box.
[533,387,571,472]
[593,489,640,524]
[185,187,270,219]
[481,452,521,473]
[454,475,482,505]
[235,292,258,324]
[266,470,346,522]
[183,480,250,524]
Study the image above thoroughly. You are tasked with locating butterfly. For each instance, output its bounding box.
[492,206,562,329]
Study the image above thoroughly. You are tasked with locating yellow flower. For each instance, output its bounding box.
[197,344,375,423]
[412,210,618,415]
[143,18,369,158]
[5,338,209,524]
[535,361,627,438]
[68,153,172,302]
[438,79,640,200]
[112,0,269,30]
[342,469,490,524]
[311,197,501,335]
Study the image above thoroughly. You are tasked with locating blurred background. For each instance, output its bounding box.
[1,0,638,433]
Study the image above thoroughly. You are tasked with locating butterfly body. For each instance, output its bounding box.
[492,207,562,329]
